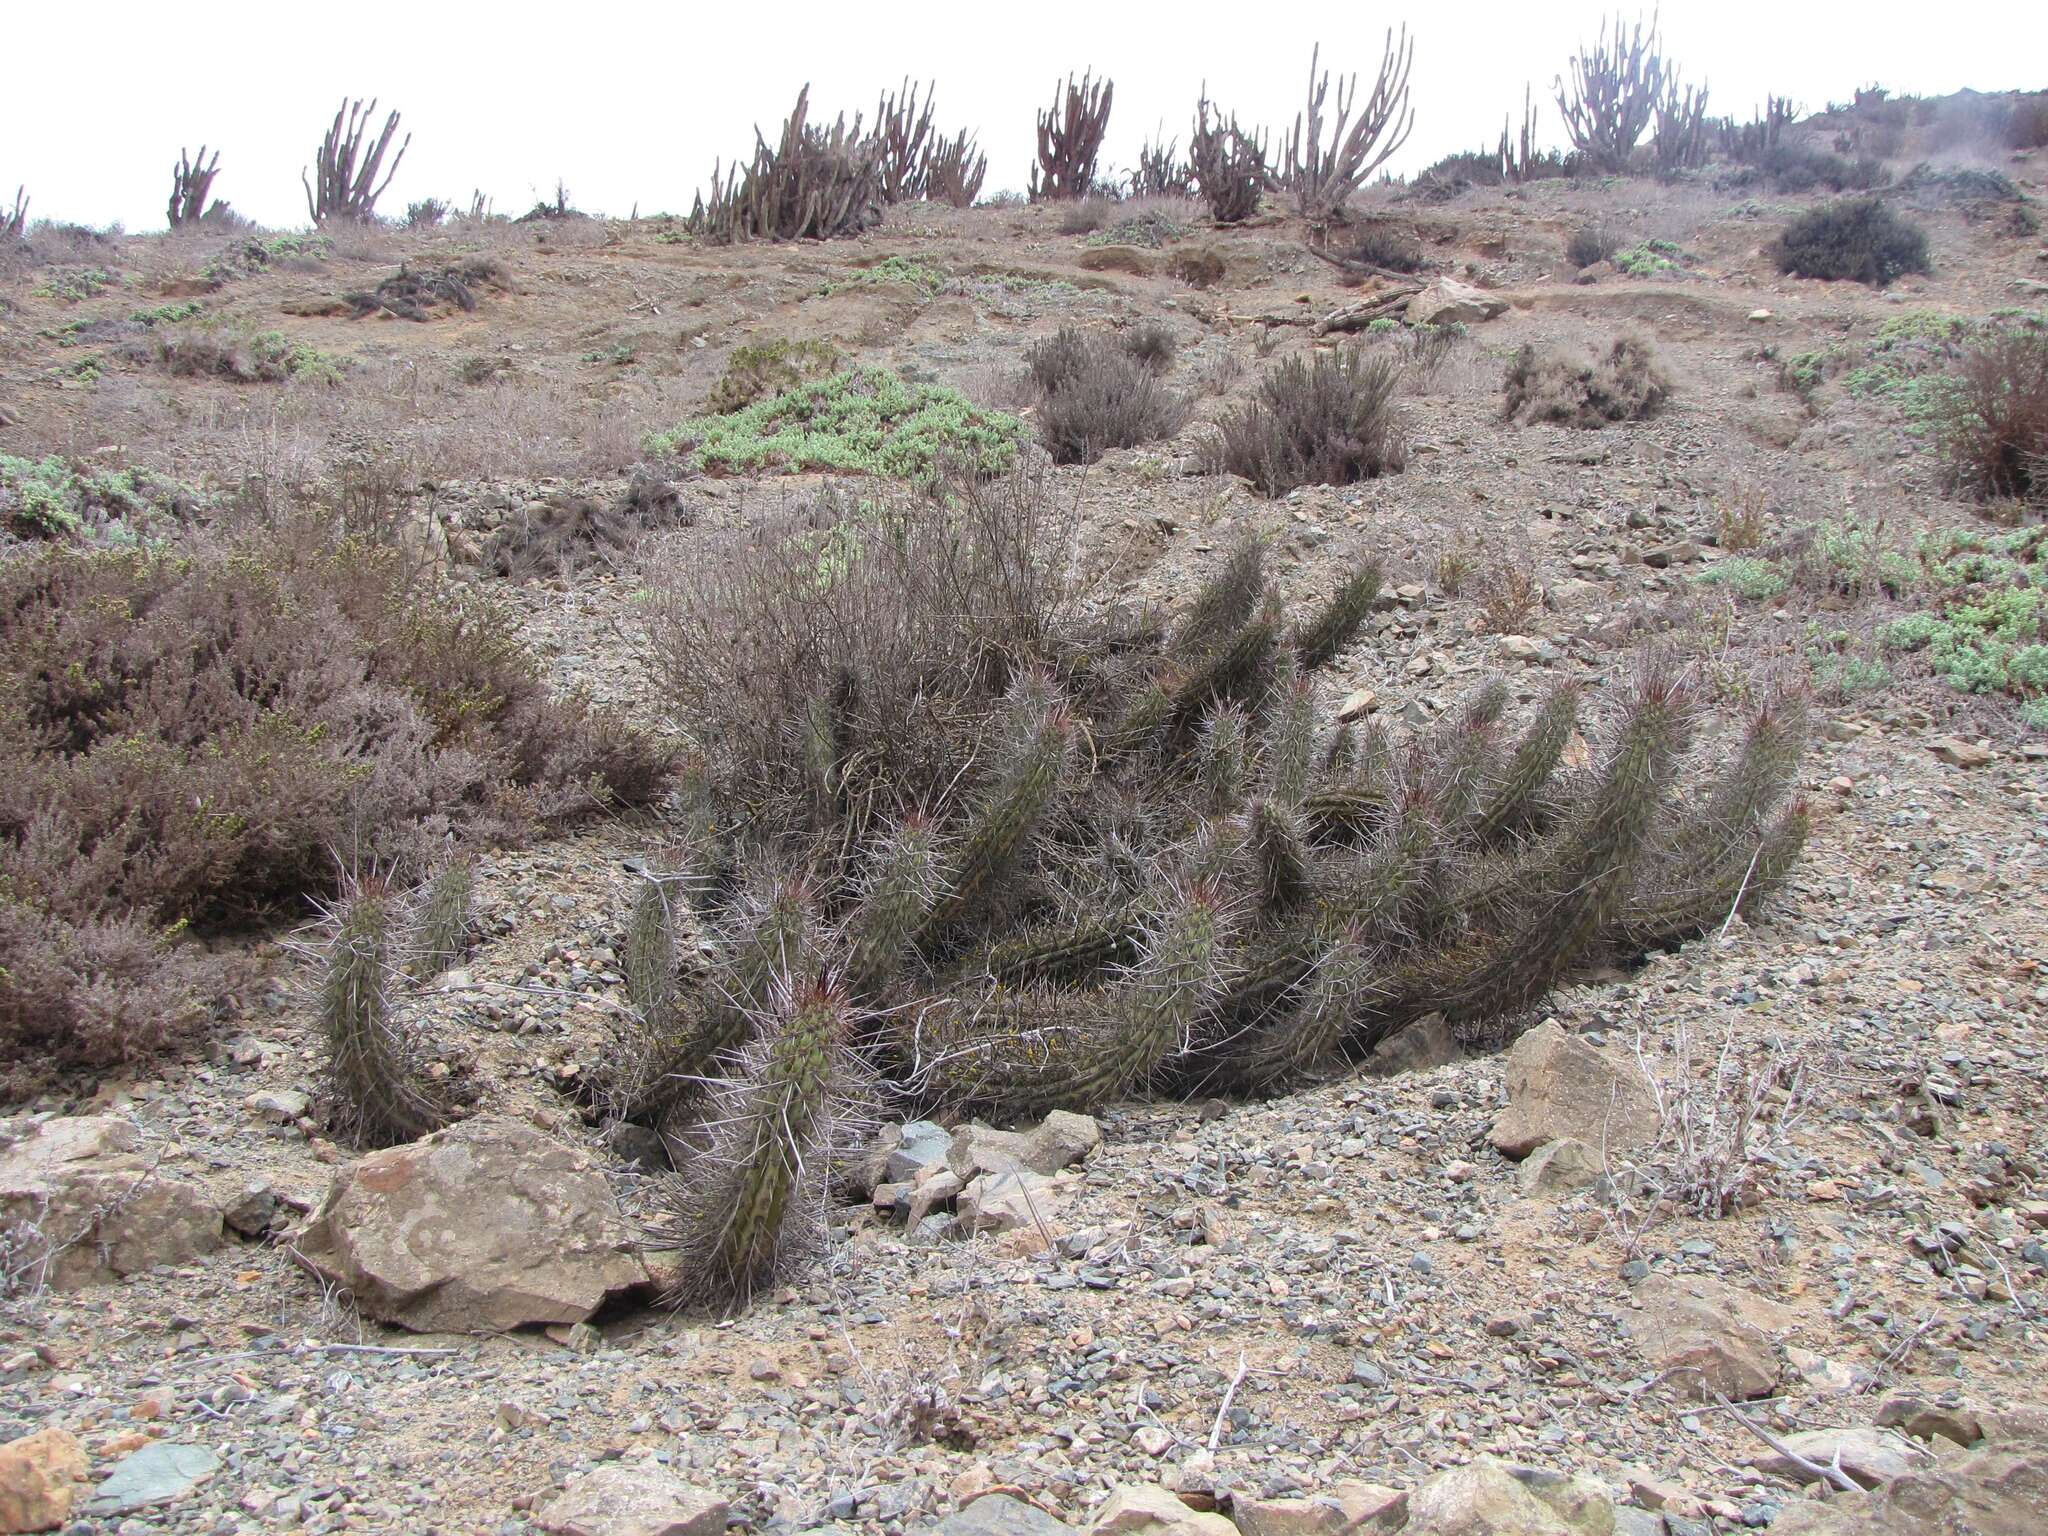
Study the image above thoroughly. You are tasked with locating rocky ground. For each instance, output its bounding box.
[3,121,2047,1536]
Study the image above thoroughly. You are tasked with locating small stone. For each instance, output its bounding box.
[243,1088,310,1123]
[1337,689,1378,722]
[1928,736,1993,768]
[1517,1137,1607,1196]
[1749,308,1773,321]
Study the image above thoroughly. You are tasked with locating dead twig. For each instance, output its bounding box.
[1705,1382,1861,1495]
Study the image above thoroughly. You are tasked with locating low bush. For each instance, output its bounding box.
[0,520,669,1098]
[706,338,843,415]
[1343,221,1424,274]
[154,325,344,384]
[1026,328,1189,465]
[1503,336,1670,428]
[1207,345,1408,496]
[1880,527,2048,704]
[1930,327,2048,501]
[0,453,202,542]
[1771,198,1931,287]
[647,367,1026,482]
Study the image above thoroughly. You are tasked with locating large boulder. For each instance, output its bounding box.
[296,1118,647,1332]
[1751,1426,1935,1490]
[1767,1441,2048,1536]
[937,1494,1080,1536]
[1234,1482,1407,1536]
[1399,1457,1615,1534]
[949,1112,1101,1180]
[1627,1273,1796,1401]
[1406,278,1509,328]
[536,1464,728,1536]
[0,1116,221,1290]
[1089,1485,1237,1536]
[1489,1022,1657,1160]
[0,1429,88,1533]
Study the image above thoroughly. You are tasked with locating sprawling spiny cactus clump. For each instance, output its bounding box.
[608,519,1811,1308]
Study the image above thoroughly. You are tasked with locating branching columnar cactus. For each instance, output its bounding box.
[691,86,885,243]
[1030,73,1113,201]
[606,533,1811,1311]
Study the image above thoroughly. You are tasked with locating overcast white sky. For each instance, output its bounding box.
[6,1,2042,230]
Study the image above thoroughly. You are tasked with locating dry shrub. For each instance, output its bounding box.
[1166,247,1226,289]
[1057,194,1117,235]
[1566,221,1617,268]
[485,485,692,578]
[644,466,1078,818]
[1122,321,1178,372]
[1343,220,1424,273]
[0,900,198,1101]
[1503,336,1670,428]
[1770,197,1930,287]
[1477,562,1542,633]
[0,519,668,1097]
[1027,328,1189,465]
[1208,344,1408,496]
[1934,328,2048,501]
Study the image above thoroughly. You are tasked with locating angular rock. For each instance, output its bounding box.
[1088,1484,1237,1536]
[1928,736,1993,768]
[1366,1015,1465,1077]
[958,1171,1062,1238]
[295,1117,647,1332]
[1876,1392,1983,1447]
[949,1112,1100,1180]
[1233,1481,1406,1536]
[0,1429,88,1533]
[938,1493,1079,1536]
[1506,1466,1617,1536]
[1517,1137,1606,1196]
[1628,1273,1796,1401]
[1406,278,1509,327]
[885,1120,954,1184]
[536,1464,728,1536]
[1751,1426,1935,1490]
[1767,1442,2048,1535]
[1489,1022,1657,1160]
[1401,1458,1585,1534]
[0,1115,222,1290]
[84,1442,218,1517]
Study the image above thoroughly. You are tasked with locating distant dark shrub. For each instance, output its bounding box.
[1027,328,1189,465]
[1933,329,2048,501]
[1167,247,1226,288]
[1344,221,1424,274]
[1771,198,1930,287]
[2009,94,2048,150]
[1566,222,1618,268]
[0,522,669,1097]
[1121,320,1178,372]
[1208,345,1407,496]
[1503,336,1671,427]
